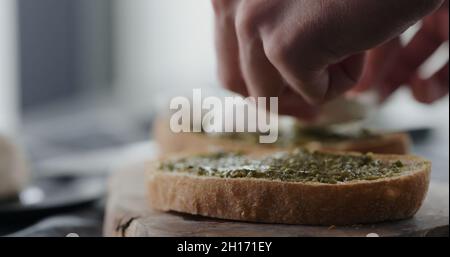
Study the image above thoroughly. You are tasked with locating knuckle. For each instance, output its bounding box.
[264,26,303,68]
[265,36,291,67]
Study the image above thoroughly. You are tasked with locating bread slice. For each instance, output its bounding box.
[153,116,410,155]
[147,150,430,225]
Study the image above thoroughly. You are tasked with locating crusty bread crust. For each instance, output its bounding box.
[153,116,410,155]
[147,154,430,225]
[153,116,277,154]
[307,133,411,155]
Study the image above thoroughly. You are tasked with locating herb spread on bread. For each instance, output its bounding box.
[205,127,379,146]
[291,127,378,144]
[159,149,406,184]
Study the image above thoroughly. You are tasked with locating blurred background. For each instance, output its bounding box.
[0,0,448,185]
[0,0,448,236]
[1,0,218,174]
[2,0,448,174]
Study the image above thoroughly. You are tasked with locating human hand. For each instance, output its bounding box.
[212,0,444,119]
[354,1,449,103]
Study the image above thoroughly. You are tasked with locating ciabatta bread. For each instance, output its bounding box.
[153,116,410,155]
[147,150,430,225]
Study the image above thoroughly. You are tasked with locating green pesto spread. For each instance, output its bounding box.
[291,127,377,144]
[206,127,378,146]
[158,149,406,184]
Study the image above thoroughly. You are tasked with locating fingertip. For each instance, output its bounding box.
[410,76,448,104]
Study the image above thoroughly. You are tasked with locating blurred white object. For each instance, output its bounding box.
[113,0,217,118]
[296,94,376,127]
[0,134,29,200]
[0,0,19,137]
[36,141,158,177]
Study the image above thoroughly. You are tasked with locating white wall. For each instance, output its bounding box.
[113,0,218,117]
[0,0,19,137]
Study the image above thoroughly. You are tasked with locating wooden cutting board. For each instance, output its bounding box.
[103,161,449,237]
